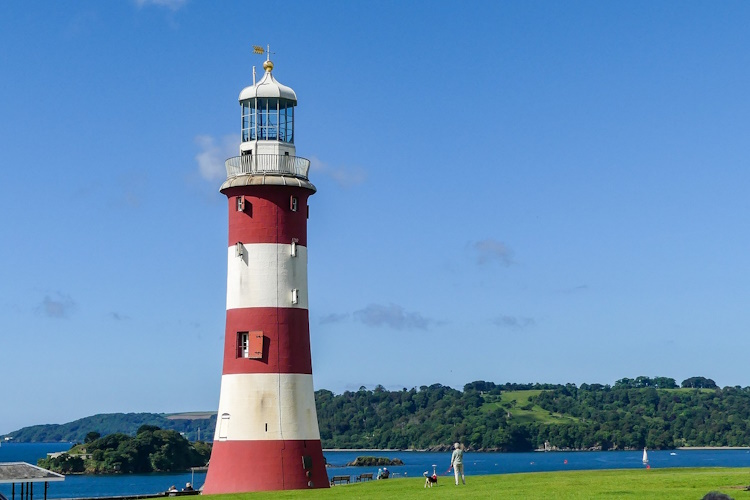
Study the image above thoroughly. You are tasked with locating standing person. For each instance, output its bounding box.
[450,442,465,485]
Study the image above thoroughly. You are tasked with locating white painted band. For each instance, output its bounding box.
[213,373,321,441]
[226,243,308,310]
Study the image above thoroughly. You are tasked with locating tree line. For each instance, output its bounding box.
[13,376,746,453]
[37,426,211,474]
[314,376,742,451]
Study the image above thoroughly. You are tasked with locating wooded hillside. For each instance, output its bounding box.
[9,376,749,452]
[6,412,214,443]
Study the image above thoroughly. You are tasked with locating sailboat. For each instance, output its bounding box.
[642,447,649,464]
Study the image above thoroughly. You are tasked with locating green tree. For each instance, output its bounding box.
[84,431,101,444]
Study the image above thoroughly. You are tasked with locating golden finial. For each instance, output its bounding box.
[253,44,275,72]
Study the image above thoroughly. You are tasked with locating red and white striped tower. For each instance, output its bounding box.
[202,50,329,493]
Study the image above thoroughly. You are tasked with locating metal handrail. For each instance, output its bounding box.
[225,154,310,180]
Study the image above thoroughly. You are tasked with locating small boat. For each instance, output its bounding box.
[642,447,649,464]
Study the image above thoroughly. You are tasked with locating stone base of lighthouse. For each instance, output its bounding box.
[202,372,329,493]
[203,440,328,492]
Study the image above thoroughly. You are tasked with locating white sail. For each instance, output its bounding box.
[642,448,649,464]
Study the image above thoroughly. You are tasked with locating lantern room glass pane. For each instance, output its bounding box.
[287,105,294,144]
[257,98,267,140]
[267,98,278,140]
[279,102,287,142]
[249,101,256,140]
[241,102,250,142]
[248,98,295,142]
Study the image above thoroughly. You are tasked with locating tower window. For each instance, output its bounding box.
[237,332,248,358]
[237,331,264,359]
[290,196,298,212]
[218,414,230,440]
[291,238,298,257]
[236,196,251,215]
[291,289,299,305]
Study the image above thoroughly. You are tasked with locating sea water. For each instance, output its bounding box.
[2,443,750,498]
[0,443,204,499]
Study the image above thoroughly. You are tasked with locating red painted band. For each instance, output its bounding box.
[203,439,329,493]
[222,307,313,375]
[224,186,310,246]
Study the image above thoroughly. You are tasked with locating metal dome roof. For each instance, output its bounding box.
[238,61,297,102]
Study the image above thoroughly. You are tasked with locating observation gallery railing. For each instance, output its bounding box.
[225,154,310,180]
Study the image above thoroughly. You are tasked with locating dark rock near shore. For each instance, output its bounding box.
[346,456,404,467]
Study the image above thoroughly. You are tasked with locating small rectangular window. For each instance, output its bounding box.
[236,196,251,215]
[219,414,230,440]
[237,331,263,359]
[290,196,298,212]
[292,288,299,305]
[291,238,298,257]
[235,242,244,258]
[237,332,249,358]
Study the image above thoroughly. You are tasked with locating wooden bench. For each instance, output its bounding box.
[356,472,373,482]
[330,475,351,486]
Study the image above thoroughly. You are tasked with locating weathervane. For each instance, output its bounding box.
[253,44,274,61]
[252,44,275,84]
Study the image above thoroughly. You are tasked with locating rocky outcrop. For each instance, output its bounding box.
[346,456,404,467]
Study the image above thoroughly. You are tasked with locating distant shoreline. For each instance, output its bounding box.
[677,446,750,450]
[323,449,403,452]
[324,447,750,453]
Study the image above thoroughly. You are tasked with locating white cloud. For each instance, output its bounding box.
[353,303,433,330]
[194,134,238,182]
[109,312,130,321]
[492,315,535,329]
[473,239,514,266]
[319,313,349,325]
[39,293,76,319]
[134,0,188,10]
[309,156,366,188]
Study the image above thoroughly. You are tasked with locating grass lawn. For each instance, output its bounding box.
[204,468,750,499]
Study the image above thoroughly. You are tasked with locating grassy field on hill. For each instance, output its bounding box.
[205,468,750,499]
[480,390,579,426]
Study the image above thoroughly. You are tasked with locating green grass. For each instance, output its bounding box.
[480,390,579,425]
[204,468,750,499]
[664,388,716,394]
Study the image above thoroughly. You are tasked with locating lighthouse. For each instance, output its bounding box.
[202,50,329,493]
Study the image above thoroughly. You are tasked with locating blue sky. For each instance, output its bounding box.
[2,0,750,434]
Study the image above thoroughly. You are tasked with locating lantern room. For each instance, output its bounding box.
[238,59,298,158]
